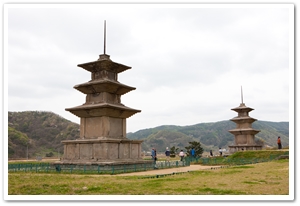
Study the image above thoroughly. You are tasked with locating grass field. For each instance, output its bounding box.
[8,159,289,196]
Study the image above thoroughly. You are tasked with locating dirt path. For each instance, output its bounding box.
[116,165,220,176]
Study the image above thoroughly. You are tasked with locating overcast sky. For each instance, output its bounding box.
[5,3,294,133]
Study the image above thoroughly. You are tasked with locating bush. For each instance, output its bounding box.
[45,152,54,157]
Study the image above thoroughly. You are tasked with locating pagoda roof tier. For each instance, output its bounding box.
[65,103,141,118]
[77,55,131,73]
[74,79,136,95]
[61,138,144,144]
[231,103,254,113]
[228,128,260,135]
[230,116,257,123]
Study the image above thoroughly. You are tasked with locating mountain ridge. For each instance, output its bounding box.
[8,111,289,158]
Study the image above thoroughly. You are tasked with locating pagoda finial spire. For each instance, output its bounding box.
[104,20,106,54]
[241,86,244,104]
[98,20,110,60]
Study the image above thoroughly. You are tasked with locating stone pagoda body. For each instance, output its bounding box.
[228,89,262,153]
[60,23,147,165]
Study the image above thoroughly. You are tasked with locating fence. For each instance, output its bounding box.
[8,152,288,174]
[8,160,190,175]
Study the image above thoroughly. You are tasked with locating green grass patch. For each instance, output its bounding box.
[221,170,243,174]
[228,150,288,159]
[196,150,289,166]
[243,181,260,185]
[230,165,255,169]
[199,187,246,195]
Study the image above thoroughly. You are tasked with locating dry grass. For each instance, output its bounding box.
[8,159,289,195]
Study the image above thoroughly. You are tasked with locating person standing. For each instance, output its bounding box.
[154,148,158,168]
[151,148,155,160]
[179,150,185,161]
[165,147,170,161]
[191,148,196,158]
[210,150,213,157]
[219,148,222,156]
[277,136,282,149]
[151,148,157,168]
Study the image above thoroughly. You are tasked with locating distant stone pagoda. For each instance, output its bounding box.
[59,22,147,165]
[228,88,262,153]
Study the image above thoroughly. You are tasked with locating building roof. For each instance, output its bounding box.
[65,102,141,118]
[231,103,254,112]
[77,54,131,73]
[228,128,260,135]
[230,116,257,123]
[74,79,136,95]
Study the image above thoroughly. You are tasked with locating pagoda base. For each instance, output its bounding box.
[52,159,154,174]
[54,159,152,166]
[59,138,145,164]
[229,144,262,153]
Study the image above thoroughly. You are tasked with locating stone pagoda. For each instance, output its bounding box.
[60,23,147,165]
[228,88,262,153]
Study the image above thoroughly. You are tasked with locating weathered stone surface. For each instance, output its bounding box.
[74,79,135,95]
[77,54,131,74]
[61,52,144,165]
[228,103,262,153]
[77,116,125,139]
[61,139,144,163]
[65,103,141,119]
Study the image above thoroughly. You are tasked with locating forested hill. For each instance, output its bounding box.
[8,111,80,158]
[127,120,289,152]
[8,111,289,158]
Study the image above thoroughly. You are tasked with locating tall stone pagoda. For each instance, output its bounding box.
[60,22,146,165]
[228,87,262,153]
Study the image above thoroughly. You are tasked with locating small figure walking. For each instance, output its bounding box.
[151,148,157,168]
[219,148,222,156]
[165,147,170,161]
[179,150,185,161]
[277,136,282,149]
[210,150,213,157]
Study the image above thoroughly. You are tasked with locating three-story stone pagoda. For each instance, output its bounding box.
[228,88,262,153]
[60,25,147,166]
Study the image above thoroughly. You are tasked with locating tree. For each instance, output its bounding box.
[185,141,204,157]
[170,146,179,157]
[46,152,54,157]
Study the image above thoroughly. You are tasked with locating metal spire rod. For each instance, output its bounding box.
[104,20,106,54]
[241,86,244,104]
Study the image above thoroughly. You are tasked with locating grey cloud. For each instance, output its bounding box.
[6,5,292,132]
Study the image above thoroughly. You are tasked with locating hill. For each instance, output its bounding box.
[127,120,289,152]
[8,111,80,158]
[8,111,289,158]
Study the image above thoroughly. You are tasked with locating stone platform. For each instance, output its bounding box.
[54,159,152,166]
[228,144,262,153]
[57,138,148,165]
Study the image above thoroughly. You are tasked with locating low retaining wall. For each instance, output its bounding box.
[8,160,190,175]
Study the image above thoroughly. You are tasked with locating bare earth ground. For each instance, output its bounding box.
[116,164,221,176]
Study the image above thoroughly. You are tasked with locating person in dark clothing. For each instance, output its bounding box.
[277,136,282,149]
[210,150,213,157]
[154,148,158,168]
[165,147,170,161]
[151,148,157,168]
